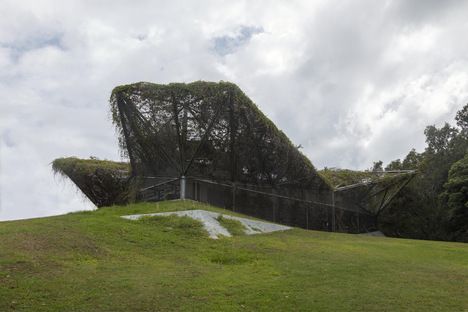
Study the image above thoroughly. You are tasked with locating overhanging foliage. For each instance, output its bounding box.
[322,168,416,216]
[52,157,136,207]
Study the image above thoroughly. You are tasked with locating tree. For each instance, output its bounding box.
[424,123,459,155]
[380,107,468,242]
[441,153,468,242]
[385,159,402,171]
[401,149,423,169]
[455,103,468,131]
[371,160,383,172]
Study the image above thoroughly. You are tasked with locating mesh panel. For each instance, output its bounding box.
[110,81,413,233]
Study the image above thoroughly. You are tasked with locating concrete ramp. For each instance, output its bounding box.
[359,231,386,237]
[122,210,292,239]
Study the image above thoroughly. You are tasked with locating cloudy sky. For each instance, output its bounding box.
[2,0,468,221]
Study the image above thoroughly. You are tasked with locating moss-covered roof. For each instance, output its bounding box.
[319,167,416,189]
[52,157,133,207]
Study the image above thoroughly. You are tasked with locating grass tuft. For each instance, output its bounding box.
[139,214,208,237]
[216,215,247,236]
[209,245,257,265]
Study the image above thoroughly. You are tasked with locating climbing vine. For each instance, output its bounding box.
[109,81,329,190]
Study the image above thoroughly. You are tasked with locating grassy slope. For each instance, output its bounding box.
[1,201,467,312]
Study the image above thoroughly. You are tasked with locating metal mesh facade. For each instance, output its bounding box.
[108,81,414,233]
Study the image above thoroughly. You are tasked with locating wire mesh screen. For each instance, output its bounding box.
[109,81,413,233]
[110,82,328,188]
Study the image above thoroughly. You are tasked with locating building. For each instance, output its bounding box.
[53,81,415,234]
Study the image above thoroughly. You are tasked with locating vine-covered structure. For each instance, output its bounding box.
[52,157,134,207]
[54,81,415,233]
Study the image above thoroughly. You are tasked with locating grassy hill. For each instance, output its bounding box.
[1,201,467,311]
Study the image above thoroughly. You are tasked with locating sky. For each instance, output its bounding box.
[2,0,468,221]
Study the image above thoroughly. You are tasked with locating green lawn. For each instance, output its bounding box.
[1,200,467,311]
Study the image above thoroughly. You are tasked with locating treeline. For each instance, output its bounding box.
[378,104,468,243]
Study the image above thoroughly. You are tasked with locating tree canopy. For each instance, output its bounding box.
[379,103,468,243]
[441,153,468,241]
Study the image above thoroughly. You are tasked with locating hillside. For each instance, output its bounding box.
[1,201,467,311]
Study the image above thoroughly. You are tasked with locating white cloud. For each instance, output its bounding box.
[2,0,468,220]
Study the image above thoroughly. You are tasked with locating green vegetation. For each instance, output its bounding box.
[52,157,137,207]
[319,168,371,187]
[139,214,208,237]
[319,161,417,190]
[380,103,468,243]
[1,200,467,311]
[52,157,131,176]
[216,215,247,236]
[441,153,468,242]
[319,167,409,187]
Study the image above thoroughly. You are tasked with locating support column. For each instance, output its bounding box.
[180,176,186,200]
[232,185,236,212]
[331,191,336,232]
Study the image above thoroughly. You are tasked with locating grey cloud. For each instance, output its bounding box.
[3,33,65,62]
[391,0,468,25]
[2,130,15,147]
[212,25,264,56]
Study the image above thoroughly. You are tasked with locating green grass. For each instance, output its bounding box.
[139,214,208,237]
[216,215,247,236]
[1,200,467,311]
